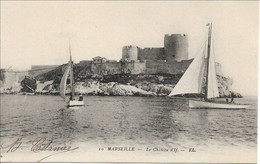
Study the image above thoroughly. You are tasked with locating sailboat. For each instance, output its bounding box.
[169,23,250,109]
[60,45,85,107]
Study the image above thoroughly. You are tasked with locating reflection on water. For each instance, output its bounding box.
[0,95,257,151]
[52,108,78,142]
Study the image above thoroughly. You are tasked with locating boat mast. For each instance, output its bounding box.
[69,42,75,99]
[204,23,212,101]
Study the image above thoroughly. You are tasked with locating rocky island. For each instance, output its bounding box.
[0,34,241,97]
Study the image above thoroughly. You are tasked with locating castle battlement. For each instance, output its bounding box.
[122,45,139,49]
[165,34,187,37]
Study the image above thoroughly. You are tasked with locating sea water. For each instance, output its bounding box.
[0,95,257,162]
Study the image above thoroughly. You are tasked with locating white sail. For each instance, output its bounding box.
[169,44,207,96]
[69,55,75,98]
[207,41,219,99]
[60,62,71,99]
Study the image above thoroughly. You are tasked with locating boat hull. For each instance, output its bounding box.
[189,100,250,109]
[68,100,85,107]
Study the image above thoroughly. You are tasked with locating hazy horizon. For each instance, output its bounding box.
[1,1,258,95]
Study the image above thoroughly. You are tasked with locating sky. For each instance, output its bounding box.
[1,1,259,95]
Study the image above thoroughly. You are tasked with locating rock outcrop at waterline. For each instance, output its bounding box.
[20,76,37,93]
[11,74,241,98]
[0,62,242,98]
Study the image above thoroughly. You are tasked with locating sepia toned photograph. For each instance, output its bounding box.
[0,1,258,163]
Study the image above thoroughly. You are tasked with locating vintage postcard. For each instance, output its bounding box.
[0,1,258,163]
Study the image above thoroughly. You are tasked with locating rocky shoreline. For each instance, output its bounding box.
[0,63,242,98]
[0,78,242,98]
[0,81,173,97]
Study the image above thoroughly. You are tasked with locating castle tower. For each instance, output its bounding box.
[122,45,138,61]
[164,34,189,62]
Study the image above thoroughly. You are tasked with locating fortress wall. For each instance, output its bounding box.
[105,62,122,74]
[145,60,168,74]
[123,62,135,74]
[132,61,146,74]
[90,61,147,75]
[89,59,193,75]
[91,62,122,75]
[80,59,221,77]
[138,48,165,61]
[91,63,106,75]
[144,59,192,75]
[166,59,192,74]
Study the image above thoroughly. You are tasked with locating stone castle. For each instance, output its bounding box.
[122,34,188,62]
[78,34,196,76]
[0,33,223,92]
[27,33,223,77]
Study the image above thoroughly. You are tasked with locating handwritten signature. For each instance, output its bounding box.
[0,137,79,162]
